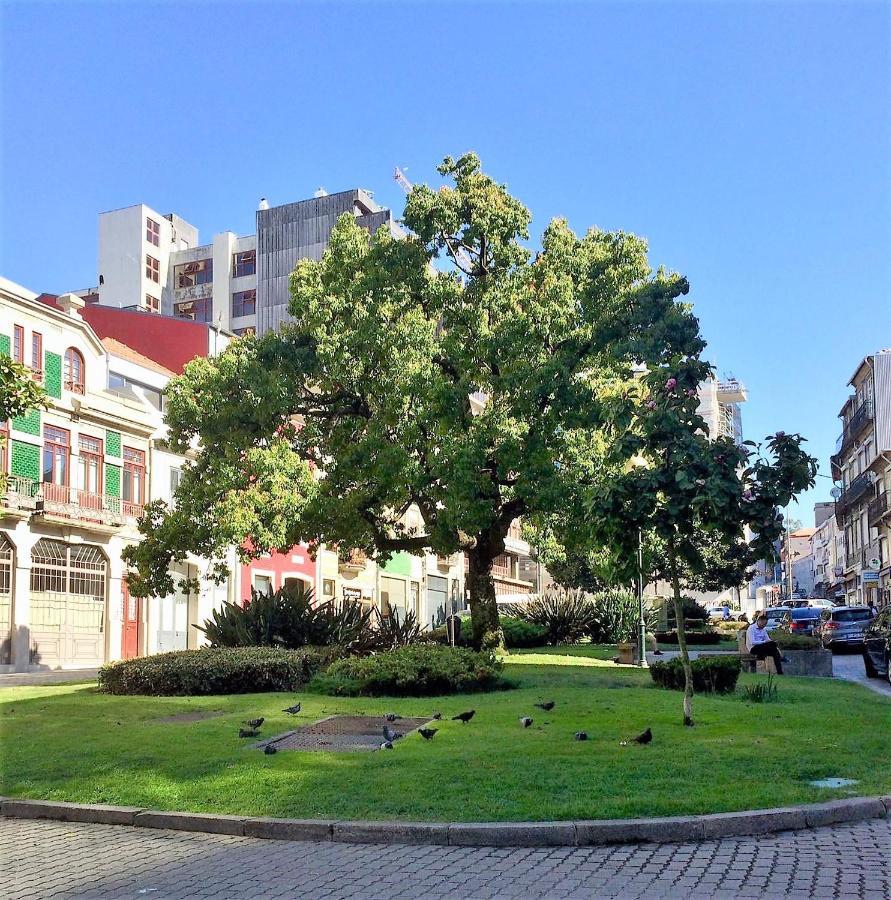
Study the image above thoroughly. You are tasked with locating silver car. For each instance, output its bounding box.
[815,606,875,651]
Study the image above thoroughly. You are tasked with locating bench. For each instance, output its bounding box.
[736,629,777,674]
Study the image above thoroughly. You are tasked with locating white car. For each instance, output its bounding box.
[807,599,835,610]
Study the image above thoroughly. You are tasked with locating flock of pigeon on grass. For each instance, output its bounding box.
[236,699,652,753]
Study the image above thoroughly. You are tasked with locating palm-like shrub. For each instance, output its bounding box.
[589,588,657,643]
[515,587,598,644]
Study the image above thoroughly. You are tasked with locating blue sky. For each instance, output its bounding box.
[2,2,889,523]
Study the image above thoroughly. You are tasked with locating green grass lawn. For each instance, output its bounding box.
[1,649,889,823]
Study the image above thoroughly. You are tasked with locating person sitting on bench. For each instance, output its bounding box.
[746,613,784,674]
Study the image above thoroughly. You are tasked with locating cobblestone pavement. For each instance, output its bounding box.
[3,816,890,899]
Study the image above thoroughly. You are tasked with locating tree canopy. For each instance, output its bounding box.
[126,153,714,646]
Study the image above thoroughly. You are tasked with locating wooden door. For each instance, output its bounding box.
[121,580,139,659]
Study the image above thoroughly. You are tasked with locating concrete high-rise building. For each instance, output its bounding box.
[76,190,395,336]
[696,376,747,444]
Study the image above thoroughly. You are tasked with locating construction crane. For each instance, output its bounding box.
[393,167,476,276]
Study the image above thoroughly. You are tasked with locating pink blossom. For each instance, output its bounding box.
[665,378,677,391]
[646,400,657,410]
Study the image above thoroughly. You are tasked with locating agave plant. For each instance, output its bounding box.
[516,586,598,644]
[588,588,658,644]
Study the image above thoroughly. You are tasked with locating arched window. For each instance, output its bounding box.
[63,348,85,394]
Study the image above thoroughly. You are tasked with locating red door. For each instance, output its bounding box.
[121,581,140,659]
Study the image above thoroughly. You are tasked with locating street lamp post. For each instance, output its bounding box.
[636,528,648,667]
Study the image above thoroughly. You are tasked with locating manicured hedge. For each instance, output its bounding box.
[650,655,741,694]
[772,633,820,650]
[655,630,723,646]
[309,645,506,697]
[426,616,548,649]
[98,646,332,696]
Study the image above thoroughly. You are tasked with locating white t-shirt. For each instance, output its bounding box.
[746,623,771,651]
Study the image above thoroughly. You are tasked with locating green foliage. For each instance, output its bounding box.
[744,674,779,703]
[649,656,742,694]
[664,596,710,626]
[124,152,717,652]
[197,584,421,655]
[772,632,820,650]
[655,630,723,646]
[427,615,547,649]
[515,588,597,644]
[588,588,657,643]
[308,645,505,696]
[98,647,329,696]
[0,355,47,422]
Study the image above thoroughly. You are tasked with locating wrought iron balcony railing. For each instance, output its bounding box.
[835,401,874,461]
[868,492,889,527]
[837,471,874,517]
[2,479,142,527]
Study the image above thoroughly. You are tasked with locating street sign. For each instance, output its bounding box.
[868,557,881,571]
[861,571,880,583]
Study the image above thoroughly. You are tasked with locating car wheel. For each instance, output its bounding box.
[863,650,879,679]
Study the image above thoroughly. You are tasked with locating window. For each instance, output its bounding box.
[174,298,213,323]
[63,347,85,394]
[174,258,212,288]
[234,326,256,337]
[122,446,145,513]
[233,250,256,277]
[31,332,43,376]
[253,573,273,595]
[232,289,256,318]
[322,578,335,598]
[144,293,160,314]
[0,421,8,474]
[43,426,70,501]
[146,255,160,283]
[170,467,182,495]
[146,217,160,246]
[13,325,24,364]
[78,435,103,498]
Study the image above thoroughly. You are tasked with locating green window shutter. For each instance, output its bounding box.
[105,464,121,497]
[11,408,40,436]
[11,441,40,483]
[44,351,62,398]
[106,430,121,458]
[383,551,413,576]
[0,334,9,357]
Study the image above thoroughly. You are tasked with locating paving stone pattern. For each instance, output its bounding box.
[4,816,890,899]
[265,714,433,752]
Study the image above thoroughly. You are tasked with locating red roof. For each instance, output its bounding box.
[35,294,214,373]
[100,337,177,377]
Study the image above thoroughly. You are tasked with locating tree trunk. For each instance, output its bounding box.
[667,539,695,726]
[466,548,504,650]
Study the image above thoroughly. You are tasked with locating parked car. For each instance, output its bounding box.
[763,607,787,631]
[706,606,741,621]
[780,598,810,608]
[807,599,835,610]
[814,606,875,652]
[775,607,822,636]
[862,606,891,682]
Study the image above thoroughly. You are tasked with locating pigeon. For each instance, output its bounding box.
[431,712,442,720]
[245,717,264,729]
[380,741,394,750]
[418,728,438,741]
[382,725,400,742]
[385,713,403,722]
[239,728,260,738]
[452,710,475,724]
[520,717,533,728]
[282,703,301,715]
[621,727,653,746]
[264,744,278,755]
[574,731,588,741]
[535,701,555,712]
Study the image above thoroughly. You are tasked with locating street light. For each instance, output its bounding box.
[631,455,649,667]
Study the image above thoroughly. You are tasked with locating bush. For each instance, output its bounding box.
[649,655,741,694]
[655,630,723,646]
[501,617,549,648]
[664,596,710,628]
[198,584,421,655]
[772,633,820,650]
[309,645,505,697]
[588,589,657,643]
[98,646,331,696]
[516,587,597,644]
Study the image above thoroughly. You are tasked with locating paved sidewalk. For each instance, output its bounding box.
[0,668,98,687]
[3,816,890,899]
[831,653,891,699]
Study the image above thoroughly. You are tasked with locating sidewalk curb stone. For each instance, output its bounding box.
[2,795,888,846]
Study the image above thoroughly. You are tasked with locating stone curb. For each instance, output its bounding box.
[1,796,889,846]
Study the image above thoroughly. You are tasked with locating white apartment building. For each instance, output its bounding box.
[76,190,394,336]
[697,376,747,444]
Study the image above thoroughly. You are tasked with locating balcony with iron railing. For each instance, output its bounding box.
[868,491,889,526]
[2,478,142,527]
[836,471,874,517]
[833,401,874,463]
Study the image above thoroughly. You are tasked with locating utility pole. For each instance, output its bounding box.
[786,517,794,600]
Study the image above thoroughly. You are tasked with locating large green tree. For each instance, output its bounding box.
[125,153,707,647]
[0,355,46,422]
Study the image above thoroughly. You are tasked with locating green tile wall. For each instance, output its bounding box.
[105,464,121,497]
[106,430,121,458]
[0,334,9,356]
[11,408,40,436]
[44,351,61,398]
[11,441,40,482]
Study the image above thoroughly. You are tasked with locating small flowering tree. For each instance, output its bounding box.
[587,366,816,726]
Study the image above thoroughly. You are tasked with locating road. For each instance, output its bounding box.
[3,816,890,899]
